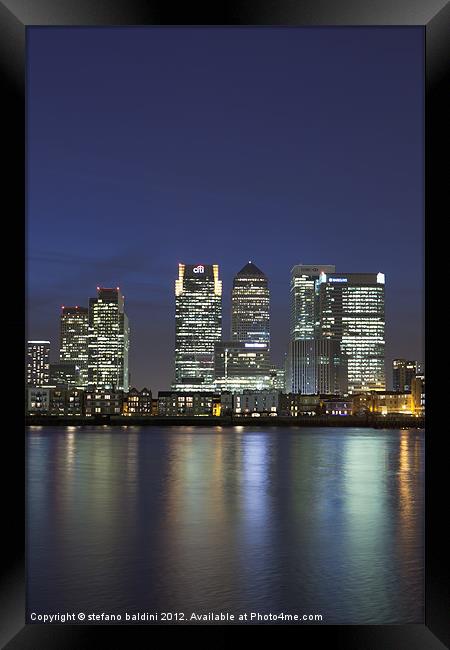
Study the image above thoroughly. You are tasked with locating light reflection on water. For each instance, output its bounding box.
[27,427,424,623]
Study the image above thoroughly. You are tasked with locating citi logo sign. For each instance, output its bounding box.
[193,265,205,273]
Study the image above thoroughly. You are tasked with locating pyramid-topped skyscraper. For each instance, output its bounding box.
[231,261,270,346]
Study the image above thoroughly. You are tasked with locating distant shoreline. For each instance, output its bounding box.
[26,415,424,429]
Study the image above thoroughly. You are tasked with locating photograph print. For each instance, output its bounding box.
[25,25,424,627]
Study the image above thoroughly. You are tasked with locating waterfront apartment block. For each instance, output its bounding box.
[231,262,270,345]
[26,387,84,416]
[88,287,130,391]
[27,387,50,414]
[158,391,220,416]
[352,391,418,416]
[27,341,50,387]
[85,388,124,416]
[174,264,222,391]
[60,306,89,387]
[123,387,152,415]
[234,390,280,416]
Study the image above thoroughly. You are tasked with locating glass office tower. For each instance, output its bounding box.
[174,263,222,391]
[287,264,337,393]
[231,262,270,346]
[59,306,89,387]
[320,272,386,393]
[290,264,336,340]
[88,287,130,391]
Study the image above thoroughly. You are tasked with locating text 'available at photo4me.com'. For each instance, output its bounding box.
[29,611,325,624]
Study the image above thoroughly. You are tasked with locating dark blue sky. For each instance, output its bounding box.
[27,27,424,390]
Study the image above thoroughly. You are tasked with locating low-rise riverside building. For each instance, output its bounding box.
[123,387,152,415]
[27,387,85,416]
[85,389,124,416]
[279,393,320,416]
[352,391,414,416]
[320,396,353,416]
[157,391,218,416]
[27,387,50,415]
[234,390,279,416]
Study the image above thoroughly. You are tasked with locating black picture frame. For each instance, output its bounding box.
[2,1,448,647]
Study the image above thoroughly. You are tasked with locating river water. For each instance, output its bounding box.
[26,426,424,624]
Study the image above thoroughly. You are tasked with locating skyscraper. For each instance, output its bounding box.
[287,264,337,394]
[320,272,386,393]
[88,287,130,391]
[59,306,89,387]
[27,341,50,387]
[231,262,270,345]
[174,263,222,391]
[290,264,336,340]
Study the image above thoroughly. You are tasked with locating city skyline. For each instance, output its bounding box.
[27,260,422,394]
[27,27,424,389]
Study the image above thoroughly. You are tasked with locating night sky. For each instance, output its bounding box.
[27,27,424,391]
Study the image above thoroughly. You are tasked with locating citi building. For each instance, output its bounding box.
[174,263,222,391]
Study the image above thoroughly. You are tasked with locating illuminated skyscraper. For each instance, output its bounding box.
[27,341,50,387]
[174,264,222,391]
[320,273,386,393]
[287,264,337,393]
[88,287,130,391]
[59,306,89,387]
[231,262,270,345]
[290,264,335,340]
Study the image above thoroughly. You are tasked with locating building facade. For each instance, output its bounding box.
[85,389,124,416]
[49,362,81,388]
[60,306,89,387]
[158,391,218,416]
[233,390,279,416]
[27,387,50,414]
[123,388,152,416]
[174,264,222,391]
[278,393,320,416]
[290,265,336,340]
[411,375,425,415]
[320,273,386,393]
[287,265,340,394]
[392,359,417,392]
[287,338,347,395]
[352,391,414,415]
[214,341,271,393]
[270,366,286,392]
[27,341,50,387]
[231,261,270,345]
[88,287,130,391]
